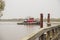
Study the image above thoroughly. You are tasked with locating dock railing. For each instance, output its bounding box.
[22,24,60,40]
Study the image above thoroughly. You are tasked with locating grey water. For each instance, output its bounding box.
[0,22,47,40]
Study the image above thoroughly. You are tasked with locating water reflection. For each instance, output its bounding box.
[0,22,46,40]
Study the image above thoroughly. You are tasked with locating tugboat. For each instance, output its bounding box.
[17,17,40,25]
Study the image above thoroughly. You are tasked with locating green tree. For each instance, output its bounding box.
[0,0,5,17]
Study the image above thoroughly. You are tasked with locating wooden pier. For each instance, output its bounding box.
[21,14,60,40]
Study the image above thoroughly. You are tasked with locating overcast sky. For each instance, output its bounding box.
[1,0,60,19]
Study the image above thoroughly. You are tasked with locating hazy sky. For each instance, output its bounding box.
[1,0,60,19]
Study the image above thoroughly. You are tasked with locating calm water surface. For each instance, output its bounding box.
[0,22,47,40]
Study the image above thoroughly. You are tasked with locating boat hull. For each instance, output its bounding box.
[17,22,40,25]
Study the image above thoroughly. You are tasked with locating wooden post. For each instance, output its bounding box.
[55,28,58,40]
[52,29,55,37]
[40,13,43,28]
[47,13,51,26]
[47,14,50,23]
[46,13,51,40]
[39,13,45,40]
[46,31,50,40]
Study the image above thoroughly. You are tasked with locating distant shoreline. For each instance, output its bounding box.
[0,19,60,22]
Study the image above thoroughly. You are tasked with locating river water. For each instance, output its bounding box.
[0,22,54,40]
